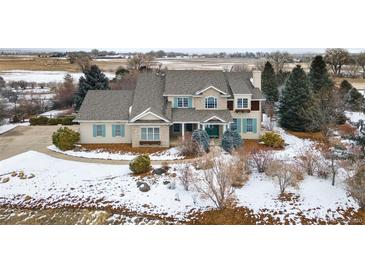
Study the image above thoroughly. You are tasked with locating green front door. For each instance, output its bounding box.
[205,125,219,138]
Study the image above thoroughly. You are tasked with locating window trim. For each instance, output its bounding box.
[141,127,160,141]
[177,97,189,108]
[231,119,238,131]
[246,118,253,132]
[96,125,103,137]
[237,98,249,109]
[205,96,218,109]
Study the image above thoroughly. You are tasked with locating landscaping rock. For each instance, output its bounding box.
[163,180,171,185]
[23,195,32,201]
[138,182,150,192]
[1,177,10,184]
[168,182,176,190]
[136,181,144,187]
[153,168,167,175]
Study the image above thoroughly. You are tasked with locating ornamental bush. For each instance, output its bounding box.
[30,116,49,125]
[129,154,151,174]
[221,129,243,153]
[260,131,285,148]
[52,127,80,151]
[192,129,210,153]
[47,118,60,125]
[60,116,75,125]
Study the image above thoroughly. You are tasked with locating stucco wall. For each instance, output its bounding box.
[79,122,131,144]
[231,110,262,139]
[130,125,170,147]
[194,88,227,110]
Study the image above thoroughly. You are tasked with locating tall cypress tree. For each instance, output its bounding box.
[261,61,278,103]
[74,65,110,109]
[279,65,313,131]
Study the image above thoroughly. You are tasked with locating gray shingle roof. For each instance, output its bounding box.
[225,72,264,99]
[172,109,233,123]
[130,72,170,122]
[164,70,229,96]
[75,90,134,121]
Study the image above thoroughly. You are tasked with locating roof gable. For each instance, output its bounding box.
[195,85,227,96]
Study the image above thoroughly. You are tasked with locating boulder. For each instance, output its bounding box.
[138,182,151,192]
[152,168,167,175]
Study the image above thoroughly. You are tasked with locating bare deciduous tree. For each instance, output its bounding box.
[268,51,292,73]
[324,48,350,76]
[54,74,76,108]
[347,162,365,209]
[179,164,193,191]
[127,53,155,71]
[357,52,365,79]
[295,147,321,176]
[266,160,302,195]
[249,149,273,173]
[194,154,238,209]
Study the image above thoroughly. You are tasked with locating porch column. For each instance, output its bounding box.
[182,123,185,140]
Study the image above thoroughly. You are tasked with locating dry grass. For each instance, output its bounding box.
[0,56,127,73]
[287,130,325,142]
[240,139,282,155]
[334,76,365,86]
[80,143,168,154]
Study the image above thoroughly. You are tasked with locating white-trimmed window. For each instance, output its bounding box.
[141,127,160,141]
[96,125,103,136]
[177,97,189,108]
[237,98,248,109]
[247,119,253,132]
[205,97,218,109]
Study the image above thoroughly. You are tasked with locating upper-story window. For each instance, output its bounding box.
[237,98,248,109]
[205,97,218,109]
[177,97,189,108]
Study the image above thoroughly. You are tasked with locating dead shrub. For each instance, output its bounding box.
[179,164,193,191]
[266,160,302,195]
[179,135,201,157]
[249,149,273,173]
[295,148,321,176]
[194,156,238,209]
[230,151,250,187]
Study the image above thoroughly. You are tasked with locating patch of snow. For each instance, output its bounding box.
[0,122,29,135]
[345,111,365,124]
[0,70,115,83]
[40,109,71,118]
[47,145,184,161]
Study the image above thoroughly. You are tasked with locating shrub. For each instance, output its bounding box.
[348,163,365,209]
[30,116,49,125]
[179,164,193,191]
[129,154,151,174]
[249,149,273,173]
[52,127,80,151]
[180,134,201,157]
[47,118,60,125]
[60,116,75,125]
[260,131,285,148]
[266,160,302,195]
[192,129,210,153]
[221,129,243,153]
[295,148,321,176]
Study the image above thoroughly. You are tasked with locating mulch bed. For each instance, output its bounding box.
[80,143,168,154]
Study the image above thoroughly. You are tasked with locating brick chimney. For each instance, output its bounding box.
[252,70,262,90]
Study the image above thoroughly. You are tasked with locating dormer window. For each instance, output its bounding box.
[237,98,248,109]
[205,97,218,109]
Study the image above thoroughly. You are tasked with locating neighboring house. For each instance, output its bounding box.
[75,70,265,147]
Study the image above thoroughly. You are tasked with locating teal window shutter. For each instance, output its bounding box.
[242,119,247,133]
[253,119,257,133]
[188,97,193,108]
[102,125,106,137]
[121,125,125,137]
[93,125,97,137]
[237,118,241,132]
[173,97,178,108]
[112,125,116,137]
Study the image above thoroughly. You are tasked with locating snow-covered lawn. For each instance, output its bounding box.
[0,70,115,83]
[0,122,29,135]
[47,145,184,161]
[0,149,359,224]
[345,111,365,124]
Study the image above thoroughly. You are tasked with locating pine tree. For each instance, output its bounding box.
[308,56,333,94]
[74,65,110,109]
[261,61,278,103]
[339,79,353,100]
[347,87,364,111]
[279,65,313,131]
[221,129,243,153]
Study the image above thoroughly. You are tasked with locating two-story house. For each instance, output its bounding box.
[75,70,265,147]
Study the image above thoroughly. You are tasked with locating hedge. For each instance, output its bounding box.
[30,115,75,126]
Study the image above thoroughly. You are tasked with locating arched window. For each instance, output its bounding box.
[205,97,218,109]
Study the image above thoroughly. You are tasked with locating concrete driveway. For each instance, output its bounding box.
[0,125,79,161]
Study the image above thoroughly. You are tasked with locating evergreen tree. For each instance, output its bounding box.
[74,65,110,109]
[339,79,353,100]
[308,56,333,94]
[192,129,210,153]
[221,129,243,153]
[347,87,364,111]
[279,65,313,131]
[261,61,278,103]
